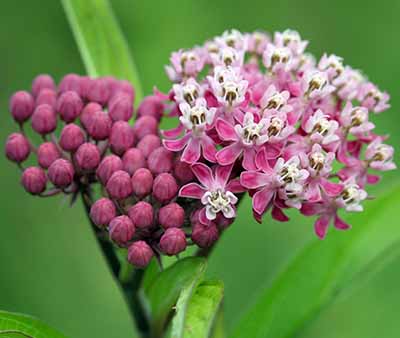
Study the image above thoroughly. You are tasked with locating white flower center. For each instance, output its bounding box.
[309,152,325,172]
[341,185,363,205]
[222,81,239,105]
[183,84,199,105]
[271,48,290,66]
[350,108,367,127]
[242,121,265,144]
[268,117,284,136]
[265,92,286,110]
[208,190,231,213]
[373,145,392,162]
[279,163,302,183]
[312,117,331,136]
[308,72,327,92]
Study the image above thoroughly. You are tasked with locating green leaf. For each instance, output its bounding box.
[168,280,224,338]
[231,185,400,338]
[61,0,144,102]
[142,257,207,337]
[0,310,66,338]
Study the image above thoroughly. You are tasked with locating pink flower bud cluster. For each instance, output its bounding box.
[159,29,395,239]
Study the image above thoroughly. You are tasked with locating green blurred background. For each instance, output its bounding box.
[1,0,399,337]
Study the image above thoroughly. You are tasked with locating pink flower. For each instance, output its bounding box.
[318,54,345,81]
[211,46,244,68]
[263,43,292,72]
[358,82,390,113]
[365,138,396,171]
[304,109,339,145]
[339,101,375,135]
[215,29,247,50]
[165,49,204,82]
[179,162,243,223]
[260,85,292,114]
[274,29,308,56]
[163,98,217,163]
[172,78,204,106]
[301,70,335,99]
[246,31,269,55]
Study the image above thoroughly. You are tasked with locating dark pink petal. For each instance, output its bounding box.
[314,215,330,239]
[191,162,214,188]
[179,183,206,199]
[215,163,234,188]
[226,178,245,193]
[163,134,190,152]
[243,147,257,170]
[162,123,184,138]
[367,174,381,185]
[272,206,289,222]
[300,203,321,216]
[334,215,351,230]
[255,148,273,173]
[216,142,243,166]
[201,135,217,162]
[253,209,263,224]
[205,90,218,107]
[215,118,238,141]
[252,187,274,215]
[181,137,201,164]
[265,143,283,159]
[240,171,270,189]
[320,178,344,197]
[306,182,322,202]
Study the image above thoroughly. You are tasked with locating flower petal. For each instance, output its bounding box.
[179,183,206,199]
[334,215,351,230]
[215,163,234,188]
[243,147,257,170]
[252,187,274,215]
[320,178,344,197]
[240,171,270,189]
[216,142,243,166]
[162,123,184,138]
[255,147,273,173]
[191,162,214,188]
[201,135,217,162]
[163,133,190,152]
[314,215,330,239]
[271,206,289,222]
[181,137,201,164]
[215,118,238,141]
[226,178,245,193]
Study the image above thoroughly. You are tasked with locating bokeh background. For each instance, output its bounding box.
[1,1,399,337]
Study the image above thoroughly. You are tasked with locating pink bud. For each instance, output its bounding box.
[9,91,35,123]
[191,222,219,248]
[113,80,135,101]
[87,78,110,105]
[5,133,30,163]
[87,110,112,140]
[59,124,85,152]
[159,228,186,256]
[158,203,185,229]
[80,102,102,130]
[96,155,123,185]
[48,159,75,188]
[90,198,116,228]
[110,121,135,155]
[109,215,135,246]
[31,104,57,135]
[137,134,161,158]
[152,173,178,203]
[131,168,153,198]
[57,91,83,123]
[122,148,146,175]
[148,147,174,174]
[37,142,60,168]
[174,160,195,184]
[21,167,47,195]
[133,116,158,140]
[74,143,101,171]
[128,201,154,229]
[128,241,153,268]
[137,95,164,121]
[36,89,57,108]
[109,93,133,122]
[106,170,133,199]
[32,74,55,97]
[79,76,91,99]
[59,74,82,95]
[215,214,234,230]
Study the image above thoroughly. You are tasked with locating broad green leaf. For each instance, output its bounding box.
[168,280,224,338]
[0,310,66,338]
[231,185,400,338]
[61,0,144,102]
[142,257,206,337]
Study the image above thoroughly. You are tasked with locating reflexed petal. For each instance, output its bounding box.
[252,187,274,215]
[240,171,270,189]
[215,163,234,188]
[255,148,273,173]
[162,123,184,138]
[215,118,238,141]
[191,162,214,188]
[181,137,201,164]
[179,183,206,199]
[243,147,257,170]
[334,215,351,230]
[226,178,245,193]
[314,215,330,239]
[201,135,217,162]
[163,133,190,152]
[216,142,243,166]
[271,206,289,222]
[320,178,344,197]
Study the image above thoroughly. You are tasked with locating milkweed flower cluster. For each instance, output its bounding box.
[4,29,396,268]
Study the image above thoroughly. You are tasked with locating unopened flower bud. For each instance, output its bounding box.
[59,73,82,95]
[5,133,30,163]
[128,241,153,268]
[37,142,60,168]
[131,168,153,198]
[32,74,55,97]
[74,143,101,171]
[148,147,174,174]
[191,222,219,248]
[80,102,102,130]
[36,89,57,108]
[122,148,146,175]
[21,167,47,195]
[159,228,186,255]
[96,155,123,185]
[215,214,234,230]
[137,95,164,121]
[87,78,110,105]
[31,104,57,135]
[137,134,161,158]
[174,160,195,184]
[113,80,135,101]
[128,201,154,229]
[48,159,75,188]
[9,91,34,123]
[90,198,116,228]
[109,215,135,246]
[57,91,83,123]
[110,121,135,155]
[158,203,185,229]
[106,170,133,199]
[133,116,158,140]
[87,110,112,140]
[109,93,133,122]
[152,173,178,203]
[59,124,85,152]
